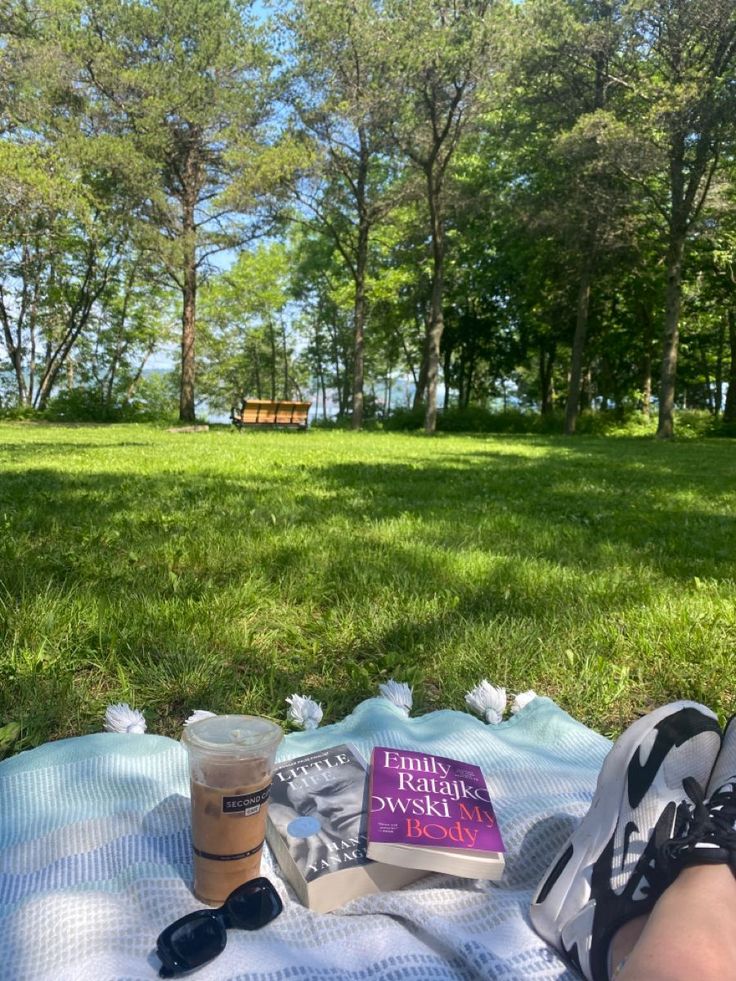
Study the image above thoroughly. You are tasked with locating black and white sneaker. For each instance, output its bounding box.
[530,701,721,981]
[659,714,736,876]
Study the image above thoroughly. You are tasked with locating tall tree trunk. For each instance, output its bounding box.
[281,316,289,398]
[442,343,452,410]
[253,342,262,399]
[540,341,556,415]
[351,134,370,431]
[715,319,725,417]
[28,259,40,406]
[701,337,713,414]
[311,323,323,414]
[268,319,277,401]
[724,310,736,423]
[564,250,594,435]
[343,351,352,418]
[179,137,202,424]
[424,171,445,434]
[0,290,27,405]
[179,262,196,422]
[642,362,652,417]
[641,323,652,418]
[328,323,343,418]
[581,366,592,411]
[563,30,607,436]
[352,215,369,430]
[412,322,429,409]
[464,358,475,408]
[656,229,686,439]
[413,352,428,408]
[179,180,197,422]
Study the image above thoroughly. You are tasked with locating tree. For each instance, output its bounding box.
[435,148,521,409]
[72,255,175,412]
[623,0,736,437]
[0,2,133,408]
[290,226,356,419]
[74,0,280,421]
[0,204,123,408]
[384,0,495,432]
[706,172,736,422]
[502,0,645,434]
[198,242,305,414]
[283,0,403,428]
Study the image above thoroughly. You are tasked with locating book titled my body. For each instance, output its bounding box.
[367,746,505,878]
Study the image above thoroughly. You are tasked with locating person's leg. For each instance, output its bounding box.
[613,865,736,981]
[529,701,722,981]
[613,714,736,981]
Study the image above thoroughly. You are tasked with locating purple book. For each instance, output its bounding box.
[366,746,505,880]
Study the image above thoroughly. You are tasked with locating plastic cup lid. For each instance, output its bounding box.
[182,714,283,755]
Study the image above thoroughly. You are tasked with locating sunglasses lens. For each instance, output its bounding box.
[157,911,227,974]
[225,877,283,930]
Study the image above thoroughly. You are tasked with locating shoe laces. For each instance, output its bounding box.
[659,775,736,875]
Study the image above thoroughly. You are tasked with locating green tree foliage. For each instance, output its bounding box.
[70,257,176,413]
[382,0,497,432]
[70,0,281,421]
[289,226,356,419]
[2,0,736,430]
[500,0,645,433]
[198,242,307,415]
[619,0,736,437]
[282,0,403,428]
[0,69,136,408]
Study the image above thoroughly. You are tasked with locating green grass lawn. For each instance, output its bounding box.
[1,422,735,752]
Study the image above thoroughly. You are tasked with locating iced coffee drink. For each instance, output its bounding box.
[182,715,283,905]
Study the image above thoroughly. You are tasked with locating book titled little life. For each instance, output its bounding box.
[366,746,506,879]
[265,743,425,913]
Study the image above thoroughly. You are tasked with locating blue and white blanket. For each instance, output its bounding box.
[0,696,610,980]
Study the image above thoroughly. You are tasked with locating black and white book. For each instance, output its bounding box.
[266,743,424,913]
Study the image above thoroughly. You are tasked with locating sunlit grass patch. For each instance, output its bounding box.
[0,423,735,749]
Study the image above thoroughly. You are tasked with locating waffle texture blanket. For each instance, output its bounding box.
[0,696,611,980]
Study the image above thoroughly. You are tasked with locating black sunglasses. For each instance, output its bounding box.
[156,876,283,977]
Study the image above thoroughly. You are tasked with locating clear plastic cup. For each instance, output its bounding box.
[182,714,283,905]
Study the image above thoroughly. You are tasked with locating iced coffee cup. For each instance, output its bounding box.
[182,714,283,905]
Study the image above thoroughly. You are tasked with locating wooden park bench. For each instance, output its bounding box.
[230,398,312,431]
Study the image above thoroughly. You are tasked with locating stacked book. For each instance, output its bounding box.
[266,743,505,913]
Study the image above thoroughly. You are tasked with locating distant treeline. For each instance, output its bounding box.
[1,0,735,436]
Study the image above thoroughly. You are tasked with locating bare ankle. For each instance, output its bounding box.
[608,915,648,979]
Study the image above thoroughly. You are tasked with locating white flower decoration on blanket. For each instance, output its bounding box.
[465,681,507,724]
[511,690,537,714]
[286,694,323,729]
[184,710,217,726]
[103,703,147,734]
[378,679,413,714]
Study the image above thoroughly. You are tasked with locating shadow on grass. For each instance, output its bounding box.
[2,437,734,604]
[2,433,735,742]
[0,441,154,453]
[314,446,736,581]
